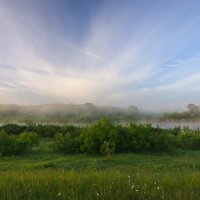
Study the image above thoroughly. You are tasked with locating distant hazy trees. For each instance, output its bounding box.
[0,103,140,122]
[162,104,200,120]
[187,104,200,113]
[127,106,139,114]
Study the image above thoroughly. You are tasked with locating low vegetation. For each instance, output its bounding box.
[0,131,39,156]
[0,118,200,199]
[0,118,200,156]
[0,152,200,200]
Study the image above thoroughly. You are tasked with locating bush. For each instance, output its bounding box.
[100,141,115,157]
[0,131,19,156]
[128,123,152,152]
[53,132,80,154]
[177,128,200,150]
[1,124,27,135]
[2,118,200,155]
[52,133,64,153]
[32,125,60,138]
[0,131,39,156]
[17,132,39,153]
[128,123,175,152]
[115,125,131,152]
[80,117,117,154]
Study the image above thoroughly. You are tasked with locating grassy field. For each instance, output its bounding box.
[0,140,200,199]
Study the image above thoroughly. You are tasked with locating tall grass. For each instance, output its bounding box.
[1,140,200,200]
[0,169,200,200]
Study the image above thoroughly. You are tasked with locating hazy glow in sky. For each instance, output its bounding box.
[1,0,200,111]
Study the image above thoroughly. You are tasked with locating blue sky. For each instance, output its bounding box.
[1,0,200,111]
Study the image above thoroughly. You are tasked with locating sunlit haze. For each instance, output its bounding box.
[1,0,200,111]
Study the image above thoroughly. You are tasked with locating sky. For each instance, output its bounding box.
[1,0,200,112]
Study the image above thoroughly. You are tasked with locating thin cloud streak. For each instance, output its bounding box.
[0,0,200,111]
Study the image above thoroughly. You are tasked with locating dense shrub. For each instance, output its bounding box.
[177,128,200,150]
[17,132,39,153]
[114,125,131,152]
[32,125,60,138]
[80,117,117,154]
[0,123,82,138]
[2,118,200,155]
[128,123,170,152]
[0,131,19,156]
[52,133,63,153]
[100,141,115,156]
[1,124,27,135]
[79,120,176,154]
[53,132,80,154]
[0,131,39,156]
[51,118,200,154]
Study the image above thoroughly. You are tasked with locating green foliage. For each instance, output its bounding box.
[1,152,200,200]
[63,133,80,154]
[32,125,60,138]
[177,128,200,150]
[0,131,39,156]
[80,117,117,154]
[17,132,39,153]
[52,133,64,153]
[100,141,115,157]
[0,131,19,156]
[1,124,27,135]
[53,132,80,154]
[114,125,131,152]
[1,118,200,155]
[128,124,175,152]
[80,118,176,154]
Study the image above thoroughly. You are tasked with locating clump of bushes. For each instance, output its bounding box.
[177,127,200,150]
[0,132,18,156]
[0,131,39,156]
[0,124,81,138]
[2,118,200,156]
[53,118,179,155]
[127,123,175,152]
[1,124,27,135]
[80,118,117,155]
[17,132,39,154]
[53,132,80,154]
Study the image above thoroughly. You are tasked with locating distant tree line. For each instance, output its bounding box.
[161,104,200,120]
[1,118,200,156]
[0,104,140,123]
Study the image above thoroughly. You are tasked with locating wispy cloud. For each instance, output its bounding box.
[0,0,200,111]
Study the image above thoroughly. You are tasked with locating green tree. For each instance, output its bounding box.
[80,117,117,154]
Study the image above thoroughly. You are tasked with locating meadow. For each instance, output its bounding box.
[1,119,200,199]
[0,140,200,199]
